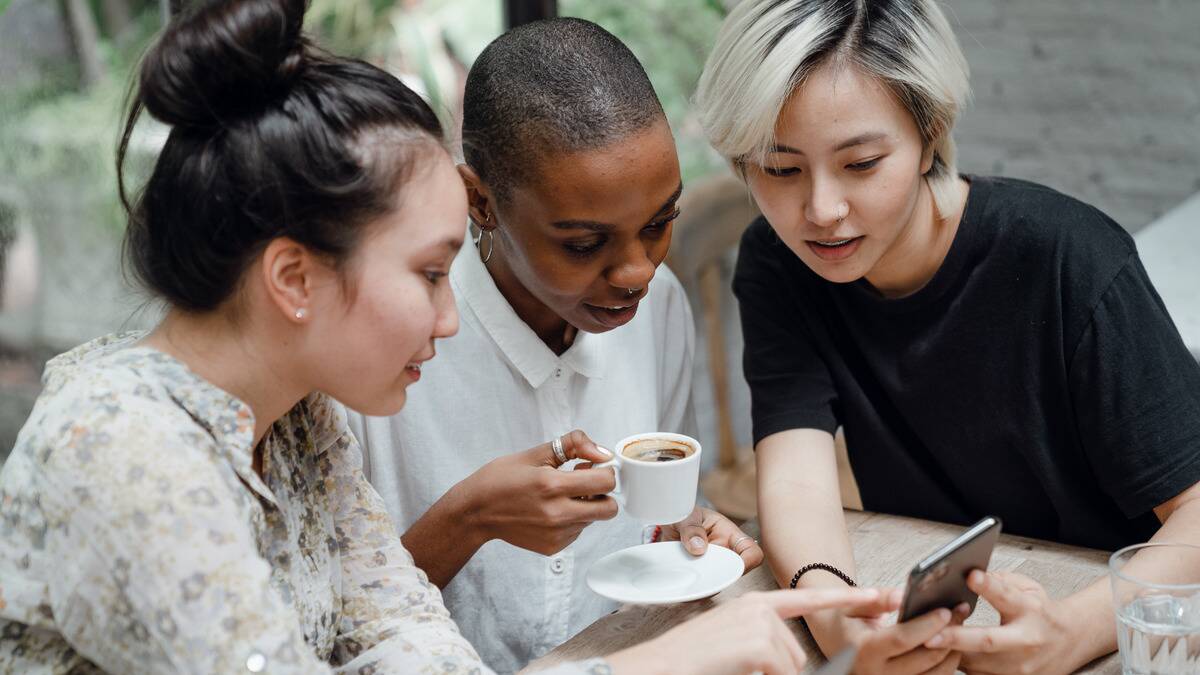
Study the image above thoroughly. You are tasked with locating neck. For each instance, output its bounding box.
[865,177,968,298]
[482,243,574,355]
[141,309,308,449]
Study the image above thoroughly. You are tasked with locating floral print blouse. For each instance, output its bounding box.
[0,334,609,675]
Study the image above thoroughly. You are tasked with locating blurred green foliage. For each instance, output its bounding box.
[0,6,163,238]
[1,0,727,244]
[562,0,728,184]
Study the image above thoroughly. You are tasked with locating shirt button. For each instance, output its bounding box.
[550,557,566,574]
[245,652,267,672]
[555,368,562,378]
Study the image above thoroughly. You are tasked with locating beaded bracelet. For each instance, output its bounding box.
[789,562,857,589]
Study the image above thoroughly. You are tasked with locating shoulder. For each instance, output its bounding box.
[735,216,809,279]
[733,216,823,304]
[975,176,1134,265]
[737,215,778,258]
[641,262,694,342]
[294,392,355,456]
[9,353,241,528]
[646,263,689,314]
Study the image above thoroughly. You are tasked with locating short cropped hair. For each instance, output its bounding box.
[462,17,665,200]
[696,0,970,218]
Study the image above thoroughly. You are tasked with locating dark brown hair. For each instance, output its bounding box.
[119,0,444,311]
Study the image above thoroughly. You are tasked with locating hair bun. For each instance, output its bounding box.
[139,0,308,129]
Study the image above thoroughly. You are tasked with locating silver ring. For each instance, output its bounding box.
[731,535,756,551]
[551,436,567,465]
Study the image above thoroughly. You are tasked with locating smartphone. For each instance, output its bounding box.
[898,516,1002,622]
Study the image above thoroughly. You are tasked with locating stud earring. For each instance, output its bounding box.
[295,308,308,320]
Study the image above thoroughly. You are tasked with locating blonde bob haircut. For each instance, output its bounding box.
[696,0,970,219]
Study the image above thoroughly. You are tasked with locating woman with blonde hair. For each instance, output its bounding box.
[696,1,1200,674]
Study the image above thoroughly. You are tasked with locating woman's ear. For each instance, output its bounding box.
[457,164,496,230]
[260,237,320,323]
[920,141,937,176]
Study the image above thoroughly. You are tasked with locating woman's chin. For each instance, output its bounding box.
[800,255,869,285]
[341,388,409,418]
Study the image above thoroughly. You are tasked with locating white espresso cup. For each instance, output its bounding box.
[595,432,701,524]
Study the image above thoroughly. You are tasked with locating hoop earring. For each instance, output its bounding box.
[477,229,495,264]
[475,212,495,264]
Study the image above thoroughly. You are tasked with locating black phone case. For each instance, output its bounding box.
[898,517,1002,622]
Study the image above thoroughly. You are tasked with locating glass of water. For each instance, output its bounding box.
[1109,542,1200,675]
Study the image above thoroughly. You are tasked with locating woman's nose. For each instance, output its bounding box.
[803,178,847,228]
[608,243,657,293]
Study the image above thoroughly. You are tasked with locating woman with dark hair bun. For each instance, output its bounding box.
[0,1,891,673]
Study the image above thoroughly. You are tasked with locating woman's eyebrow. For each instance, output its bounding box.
[650,183,684,219]
[833,132,887,152]
[769,132,888,155]
[551,183,684,232]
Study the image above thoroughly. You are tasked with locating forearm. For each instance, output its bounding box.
[1061,495,1200,670]
[400,481,488,588]
[757,429,859,655]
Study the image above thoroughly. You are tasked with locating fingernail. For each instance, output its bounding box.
[689,536,705,550]
[937,608,951,621]
[596,446,612,457]
[927,634,944,648]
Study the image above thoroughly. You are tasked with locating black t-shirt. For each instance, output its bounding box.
[734,175,1200,551]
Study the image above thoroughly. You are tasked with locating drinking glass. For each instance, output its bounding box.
[1109,542,1200,675]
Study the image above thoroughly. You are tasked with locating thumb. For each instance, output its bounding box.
[671,507,708,557]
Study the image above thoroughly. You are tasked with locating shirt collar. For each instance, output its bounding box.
[451,239,606,388]
[77,333,280,507]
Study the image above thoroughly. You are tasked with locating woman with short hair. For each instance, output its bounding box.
[695,1,1200,674]
[347,18,765,672]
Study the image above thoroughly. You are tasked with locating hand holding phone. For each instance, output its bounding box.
[898,516,1002,622]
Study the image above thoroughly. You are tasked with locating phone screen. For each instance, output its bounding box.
[898,516,1002,622]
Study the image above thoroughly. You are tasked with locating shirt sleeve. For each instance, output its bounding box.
[37,403,335,674]
[1068,253,1200,518]
[312,398,614,675]
[733,220,840,445]
[312,397,492,674]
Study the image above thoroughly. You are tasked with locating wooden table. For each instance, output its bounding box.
[532,511,1120,673]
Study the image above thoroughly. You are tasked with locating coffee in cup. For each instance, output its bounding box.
[595,432,702,524]
[620,437,696,463]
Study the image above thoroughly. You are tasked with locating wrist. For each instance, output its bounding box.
[791,569,861,656]
[1059,593,1116,670]
[442,478,493,549]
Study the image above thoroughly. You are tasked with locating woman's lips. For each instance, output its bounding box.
[404,362,422,382]
[806,236,863,261]
[584,300,639,328]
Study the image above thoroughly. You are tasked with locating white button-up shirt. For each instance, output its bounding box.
[347,244,696,673]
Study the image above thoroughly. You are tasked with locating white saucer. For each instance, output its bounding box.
[586,542,745,605]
